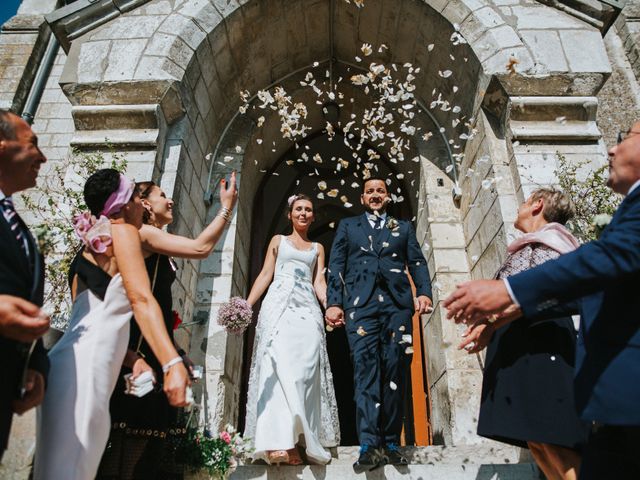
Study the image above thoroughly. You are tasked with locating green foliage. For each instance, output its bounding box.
[176,423,251,479]
[554,153,621,243]
[21,148,127,327]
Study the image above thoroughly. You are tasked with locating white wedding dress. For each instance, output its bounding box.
[34,270,132,480]
[245,235,340,464]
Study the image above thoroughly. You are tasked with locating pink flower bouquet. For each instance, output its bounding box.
[217,297,252,334]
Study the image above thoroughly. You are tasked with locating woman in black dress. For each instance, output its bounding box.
[460,188,589,480]
[96,172,238,479]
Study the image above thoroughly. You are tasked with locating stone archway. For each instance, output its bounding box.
[54,0,611,453]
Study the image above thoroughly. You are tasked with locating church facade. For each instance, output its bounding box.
[2,0,639,474]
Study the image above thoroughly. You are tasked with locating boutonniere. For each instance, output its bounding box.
[385,216,399,231]
[592,213,612,238]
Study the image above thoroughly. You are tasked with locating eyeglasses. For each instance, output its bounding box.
[616,130,640,144]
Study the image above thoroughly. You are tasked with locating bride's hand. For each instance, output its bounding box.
[163,362,191,407]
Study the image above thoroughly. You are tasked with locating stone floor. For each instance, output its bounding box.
[187,446,542,480]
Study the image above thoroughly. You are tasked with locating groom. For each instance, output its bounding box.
[326,177,432,472]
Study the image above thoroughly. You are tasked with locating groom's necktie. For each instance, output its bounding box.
[1,197,29,258]
[373,216,383,230]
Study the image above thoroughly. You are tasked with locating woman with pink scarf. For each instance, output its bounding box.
[461,188,588,480]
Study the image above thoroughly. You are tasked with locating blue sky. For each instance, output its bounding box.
[0,0,21,26]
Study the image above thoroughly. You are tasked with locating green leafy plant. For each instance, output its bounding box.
[176,422,251,479]
[554,153,622,243]
[21,148,127,327]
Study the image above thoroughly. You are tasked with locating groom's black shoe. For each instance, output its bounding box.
[383,443,409,466]
[353,445,382,473]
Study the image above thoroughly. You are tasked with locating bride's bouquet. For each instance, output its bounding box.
[180,424,252,479]
[217,297,253,334]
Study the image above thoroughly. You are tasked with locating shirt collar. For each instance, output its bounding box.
[0,187,6,202]
[627,179,640,196]
[366,211,387,222]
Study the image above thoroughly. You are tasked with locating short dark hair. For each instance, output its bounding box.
[136,180,156,224]
[84,168,121,216]
[362,176,390,193]
[0,109,17,141]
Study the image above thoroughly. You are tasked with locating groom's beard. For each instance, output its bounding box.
[363,202,387,215]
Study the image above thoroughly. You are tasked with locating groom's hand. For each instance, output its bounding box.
[325,306,345,328]
[415,295,433,315]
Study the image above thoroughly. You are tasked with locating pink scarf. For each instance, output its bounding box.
[507,222,580,255]
[73,174,135,253]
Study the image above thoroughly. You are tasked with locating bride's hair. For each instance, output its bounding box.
[84,168,121,216]
[287,193,314,214]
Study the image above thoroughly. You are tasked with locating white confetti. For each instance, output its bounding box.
[390,381,397,390]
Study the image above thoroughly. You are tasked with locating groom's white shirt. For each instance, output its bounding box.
[366,212,387,229]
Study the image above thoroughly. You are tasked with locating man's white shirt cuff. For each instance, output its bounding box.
[503,278,520,307]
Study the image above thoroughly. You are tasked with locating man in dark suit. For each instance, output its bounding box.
[325,177,432,472]
[443,122,640,479]
[0,110,49,460]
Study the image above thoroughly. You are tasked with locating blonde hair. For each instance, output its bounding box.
[530,188,575,225]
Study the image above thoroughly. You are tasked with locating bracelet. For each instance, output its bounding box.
[162,356,183,373]
[217,207,232,222]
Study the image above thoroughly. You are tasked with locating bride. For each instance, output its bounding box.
[244,194,340,465]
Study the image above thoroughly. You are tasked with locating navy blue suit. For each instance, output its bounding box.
[327,213,431,446]
[508,185,640,478]
[0,206,47,457]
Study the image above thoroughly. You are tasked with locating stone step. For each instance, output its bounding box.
[225,463,540,479]
[186,445,541,479]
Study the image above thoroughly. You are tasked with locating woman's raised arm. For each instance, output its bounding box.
[139,172,238,259]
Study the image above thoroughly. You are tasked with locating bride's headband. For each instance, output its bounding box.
[287,194,300,207]
[101,174,135,217]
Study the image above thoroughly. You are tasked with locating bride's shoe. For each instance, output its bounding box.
[268,450,289,466]
[287,448,303,465]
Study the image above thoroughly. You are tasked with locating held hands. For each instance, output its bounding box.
[325,306,345,329]
[163,362,191,407]
[13,369,45,414]
[0,295,49,342]
[443,280,513,326]
[220,171,239,211]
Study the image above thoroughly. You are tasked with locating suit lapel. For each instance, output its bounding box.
[608,187,640,228]
[375,220,393,253]
[358,214,375,250]
[23,223,43,303]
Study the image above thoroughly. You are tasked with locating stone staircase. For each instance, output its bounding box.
[187,445,542,480]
